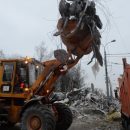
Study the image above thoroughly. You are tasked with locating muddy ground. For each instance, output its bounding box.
[0,118,122,130]
[69,118,122,130]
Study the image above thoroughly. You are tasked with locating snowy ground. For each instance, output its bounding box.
[0,121,122,130]
[0,116,122,130]
[0,88,121,130]
[69,116,122,130]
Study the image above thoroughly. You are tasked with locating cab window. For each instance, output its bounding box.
[3,63,14,82]
[20,68,27,83]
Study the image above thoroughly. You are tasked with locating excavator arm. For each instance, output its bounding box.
[26,55,80,100]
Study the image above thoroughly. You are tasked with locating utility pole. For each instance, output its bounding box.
[103,39,116,104]
[104,49,110,103]
[108,77,113,99]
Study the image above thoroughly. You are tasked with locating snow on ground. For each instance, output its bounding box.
[67,87,122,130]
[69,118,122,130]
[0,87,122,130]
[0,120,122,130]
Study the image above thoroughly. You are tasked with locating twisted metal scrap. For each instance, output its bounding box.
[54,0,103,66]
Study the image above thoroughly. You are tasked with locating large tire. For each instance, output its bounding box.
[54,103,73,130]
[21,105,55,130]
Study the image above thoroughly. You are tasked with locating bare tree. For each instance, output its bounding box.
[71,64,84,89]
[35,41,53,62]
[0,50,5,58]
[55,64,84,92]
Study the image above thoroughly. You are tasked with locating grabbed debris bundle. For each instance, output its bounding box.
[54,0,103,66]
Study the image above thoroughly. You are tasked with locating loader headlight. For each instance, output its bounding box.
[36,65,39,69]
[25,60,28,64]
[24,87,29,92]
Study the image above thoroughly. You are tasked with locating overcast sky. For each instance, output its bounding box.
[0,0,130,93]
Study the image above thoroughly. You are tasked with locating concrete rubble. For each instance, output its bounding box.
[55,86,122,130]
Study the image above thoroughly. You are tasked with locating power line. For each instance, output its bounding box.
[107,53,130,56]
[107,55,130,57]
[111,62,123,65]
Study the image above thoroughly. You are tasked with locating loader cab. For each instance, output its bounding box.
[0,58,44,123]
[0,61,16,94]
[0,58,44,95]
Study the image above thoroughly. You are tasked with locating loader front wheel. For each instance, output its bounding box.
[54,103,73,130]
[21,105,55,130]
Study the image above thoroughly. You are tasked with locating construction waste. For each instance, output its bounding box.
[106,103,121,121]
[54,86,121,121]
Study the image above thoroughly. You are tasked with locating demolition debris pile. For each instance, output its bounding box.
[67,87,106,117]
[64,87,122,130]
[62,87,121,120]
